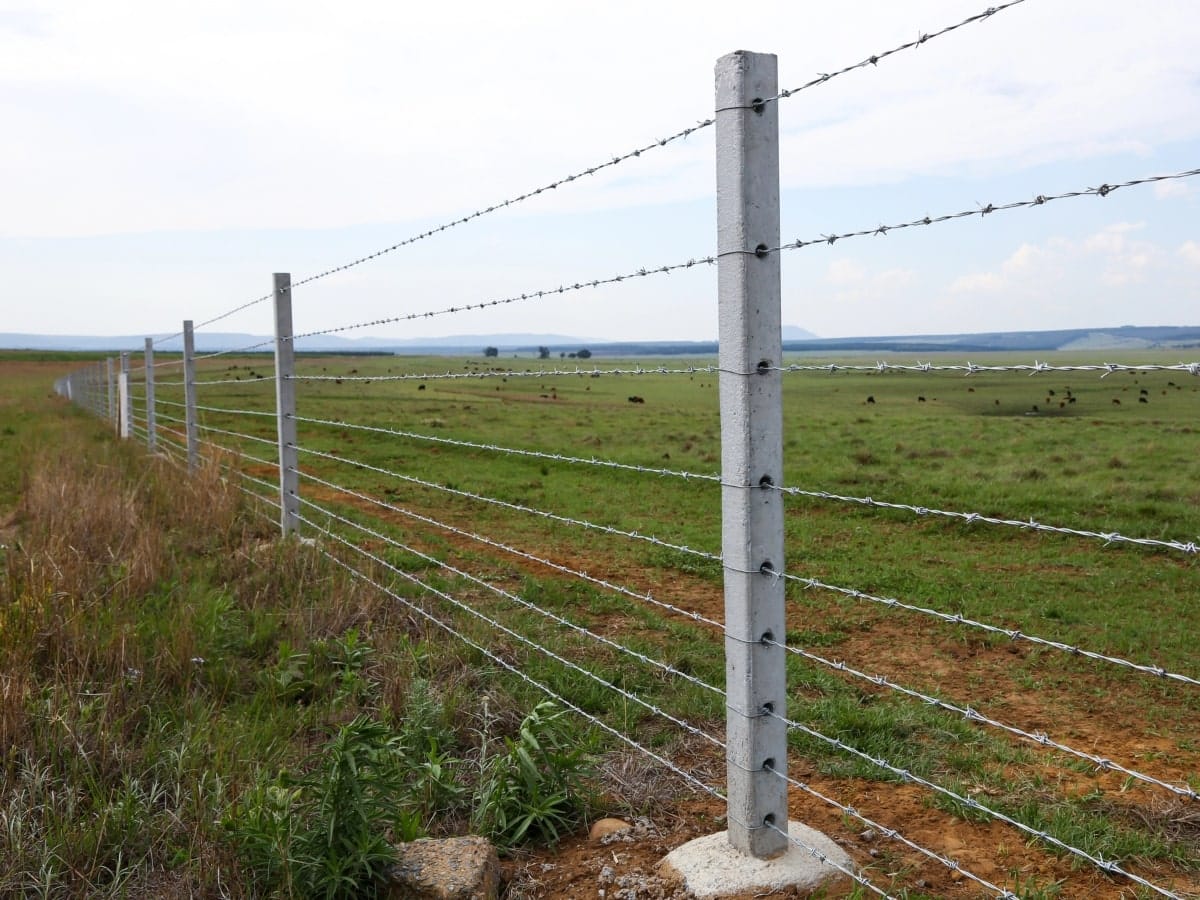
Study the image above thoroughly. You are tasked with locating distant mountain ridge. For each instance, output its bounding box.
[2,325,1198,355]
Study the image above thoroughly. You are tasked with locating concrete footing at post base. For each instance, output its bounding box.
[659,822,853,898]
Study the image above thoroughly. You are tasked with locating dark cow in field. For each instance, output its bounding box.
[628,396,645,404]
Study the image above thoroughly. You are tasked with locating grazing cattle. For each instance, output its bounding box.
[1139,396,1148,404]
[628,395,645,404]
[1139,388,1148,396]
[1068,396,1076,404]
[918,396,926,403]
[1032,404,1039,412]
[967,387,975,392]
[335,378,343,385]
[1060,401,1066,409]
[866,396,875,404]
[1048,390,1055,396]
[349,368,358,375]
[994,399,1000,405]
[1112,398,1121,405]
[418,384,426,391]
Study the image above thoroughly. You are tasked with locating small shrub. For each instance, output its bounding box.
[472,701,590,849]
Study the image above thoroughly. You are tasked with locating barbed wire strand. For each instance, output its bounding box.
[290,414,721,484]
[289,413,1195,554]
[298,464,719,630]
[779,571,1200,688]
[772,169,1200,254]
[156,0,1026,352]
[288,365,726,383]
[293,444,720,563]
[771,641,1198,800]
[772,361,1200,378]
[294,526,895,897]
[292,443,1200,685]
[196,423,279,449]
[768,1,1025,107]
[769,484,1199,556]
[293,474,723,699]
[193,403,276,419]
[765,711,1183,898]
[293,497,725,753]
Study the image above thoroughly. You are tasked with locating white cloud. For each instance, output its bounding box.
[1180,240,1200,266]
[949,272,1004,293]
[1155,180,1191,199]
[826,259,865,285]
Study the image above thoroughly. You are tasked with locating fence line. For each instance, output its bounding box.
[51,23,1200,895]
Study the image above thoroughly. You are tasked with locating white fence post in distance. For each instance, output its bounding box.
[183,320,199,470]
[273,273,300,537]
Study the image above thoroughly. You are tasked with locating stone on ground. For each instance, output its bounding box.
[387,835,500,899]
[659,822,852,898]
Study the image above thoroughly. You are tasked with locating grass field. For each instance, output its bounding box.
[4,349,1198,897]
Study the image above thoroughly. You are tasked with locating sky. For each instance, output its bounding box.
[2,0,1198,345]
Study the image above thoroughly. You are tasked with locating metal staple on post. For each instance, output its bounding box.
[273,273,300,536]
[182,321,199,470]
[715,49,788,859]
[143,337,157,451]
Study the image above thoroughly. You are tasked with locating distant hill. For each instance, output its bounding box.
[2,325,1198,355]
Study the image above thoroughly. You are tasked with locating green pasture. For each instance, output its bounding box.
[12,348,1199,894]
[145,349,1200,673]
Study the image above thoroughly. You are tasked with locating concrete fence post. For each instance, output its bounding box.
[106,357,116,429]
[183,320,199,470]
[273,273,300,536]
[715,49,788,859]
[144,338,157,452]
[118,352,131,438]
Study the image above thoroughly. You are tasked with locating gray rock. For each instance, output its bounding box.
[387,836,500,899]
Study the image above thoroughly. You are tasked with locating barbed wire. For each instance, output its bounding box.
[772,640,1198,800]
[293,444,722,563]
[193,403,276,419]
[294,473,724,700]
[192,375,278,386]
[772,168,1200,254]
[196,422,278,448]
[763,804,1007,899]
[295,510,908,898]
[770,484,1199,556]
[772,361,1200,377]
[780,572,1200,687]
[283,257,716,345]
[287,364,727,383]
[294,497,725,752]
[291,415,721,484]
[765,711,1182,898]
[293,465,719,629]
[767,1,1025,107]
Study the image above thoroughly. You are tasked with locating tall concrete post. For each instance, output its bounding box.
[183,321,199,470]
[715,50,788,859]
[273,273,300,536]
[144,338,157,451]
[118,352,131,438]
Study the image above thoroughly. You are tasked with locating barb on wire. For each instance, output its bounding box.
[766,710,1182,898]
[294,497,724,751]
[192,375,278,386]
[292,415,721,484]
[774,640,1198,800]
[294,472,723,700]
[769,483,1199,556]
[782,572,1200,688]
[294,445,721,564]
[775,168,1200,253]
[285,257,715,344]
[770,1,1025,105]
[289,364,727,383]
